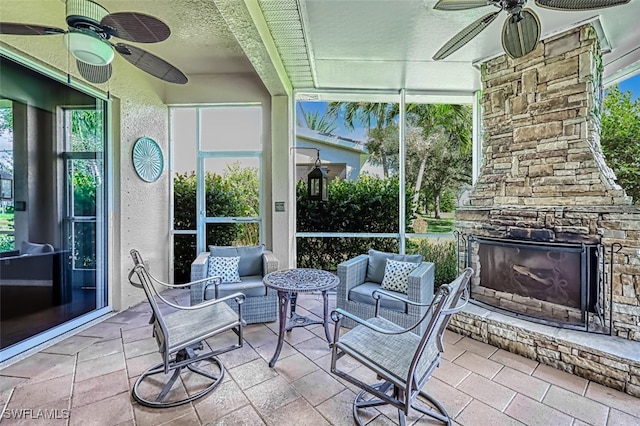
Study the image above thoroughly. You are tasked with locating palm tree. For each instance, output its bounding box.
[403,104,471,217]
[302,110,338,134]
[327,102,396,177]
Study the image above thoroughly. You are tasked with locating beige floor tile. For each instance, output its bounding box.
[262,397,330,426]
[493,366,551,401]
[6,374,73,408]
[316,389,378,426]
[254,339,297,364]
[68,392,133,426]
[243,326,278,349]
[193,380,249,422]
[133,400,195,426]
[72,369,129,408]
[228,358,278,390]
[453,337,499,358]
[75,351,126,382]
[607,408,640,426]
[244,376,301,414]
[453,351,503,379]
[27,354,76,385]
[121,324,153,344]
[432,359,472,387]
[77,321,123,340]
[1,397,70,426]
[0,376,25,394]
[423,378,473,420]
[42,335,101,356]
[283,327,316,346]
[77,337,123,362]
[456,399,524,426]
[457,373,516,411]
[489,349,539,375]
[444,330,465,345]
[291,368,345,406]
[158,411,201,426]
[205,405,265,425]
[542,385,609,426]
[0,352,72,379]
[293,335,332,360]
[216,342,260,369]
[272,353,318,382]
[125,351,162,378]
[532,363,588,395]
[585,382,640,418]
[442,341,466,362]
[123,337,158,359]
[504,394,573,426]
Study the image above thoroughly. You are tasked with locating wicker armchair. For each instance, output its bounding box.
[330,267,473,425]
[337,249,435,335]
[190,245,278,324]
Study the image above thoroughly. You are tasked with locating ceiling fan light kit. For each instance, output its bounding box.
[0,0,187,84]
[63,29,114,65]
[432,0,630,61]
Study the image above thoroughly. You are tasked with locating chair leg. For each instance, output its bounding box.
[413,390,452,425]
[132,347,225,408]
[352,381,396,426]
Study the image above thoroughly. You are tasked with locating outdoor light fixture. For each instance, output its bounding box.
[292,147,329,202]
[63,28,114,66]
[307,156,328,202]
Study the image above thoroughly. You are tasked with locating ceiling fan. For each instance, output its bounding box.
[432,0,631,61]
[0,0,187,84]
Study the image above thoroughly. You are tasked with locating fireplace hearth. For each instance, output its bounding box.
[466,236,603,330]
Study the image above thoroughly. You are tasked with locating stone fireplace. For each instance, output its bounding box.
[453,24,640,396]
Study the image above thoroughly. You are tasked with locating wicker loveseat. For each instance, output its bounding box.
[336,249,435,335]
[190,245,278,324]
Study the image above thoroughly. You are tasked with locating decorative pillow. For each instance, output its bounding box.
[366,249,422,284]
[209,245,264,276]
[380,259,418,294]
[208,256,241,284]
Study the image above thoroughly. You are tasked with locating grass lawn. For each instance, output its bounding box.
[424,217,454,233]
[0,213,14,231]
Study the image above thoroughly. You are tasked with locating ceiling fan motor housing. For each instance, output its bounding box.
[64,0,114,66]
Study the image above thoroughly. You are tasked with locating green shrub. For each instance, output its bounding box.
[406,238,458,287]
[173,166,259,283]
[296,176,416,270]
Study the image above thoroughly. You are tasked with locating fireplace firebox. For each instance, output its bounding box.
[467,237,602,330]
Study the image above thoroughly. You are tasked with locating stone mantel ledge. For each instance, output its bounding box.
[456,205,640,215]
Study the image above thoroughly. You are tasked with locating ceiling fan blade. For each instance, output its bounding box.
[433,11,500,60]
[434,0,494,11]
[534,0,629,10]
[77,60,112,84]
[0,23,65,35]
[115,43,187,84]
[101,12,170,43]
[502,9,541,59]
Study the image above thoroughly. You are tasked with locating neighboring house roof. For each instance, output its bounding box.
[296,127,367,154]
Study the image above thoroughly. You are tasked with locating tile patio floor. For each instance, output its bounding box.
[1,290,639,426]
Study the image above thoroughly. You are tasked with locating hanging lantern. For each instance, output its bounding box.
[307,158,328,202]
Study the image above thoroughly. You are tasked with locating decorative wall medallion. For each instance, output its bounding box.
[132,137,163,182]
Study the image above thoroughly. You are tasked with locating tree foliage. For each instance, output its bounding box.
[600,86,640,204]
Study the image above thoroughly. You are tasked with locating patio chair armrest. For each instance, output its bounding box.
[337,254,369,301]
[406,262,435,306]
[331,308,408,339]
[263,250,279,274]
[190,252,210,305]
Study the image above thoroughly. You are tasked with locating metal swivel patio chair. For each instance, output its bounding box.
[128,249,246,408]
[330,267,473,425]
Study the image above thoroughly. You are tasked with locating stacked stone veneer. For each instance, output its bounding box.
[453,25,640,396]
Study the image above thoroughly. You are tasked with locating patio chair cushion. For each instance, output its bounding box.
[349,282,407,312]
[206,275,267,299]
[21,241,54,254]
[208,256,241,283]
[380,259,418,294]
[366,249,422,284]
[209,245,264,276]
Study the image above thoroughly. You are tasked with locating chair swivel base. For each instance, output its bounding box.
[352,381,452,426]
[132,347,225,408]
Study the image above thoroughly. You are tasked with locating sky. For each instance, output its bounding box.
[299,73,640,141]
[618,73,640,100]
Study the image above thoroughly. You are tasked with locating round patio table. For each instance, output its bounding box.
[263,268,339,367]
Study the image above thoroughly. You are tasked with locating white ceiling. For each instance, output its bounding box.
[0,0,638,96]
